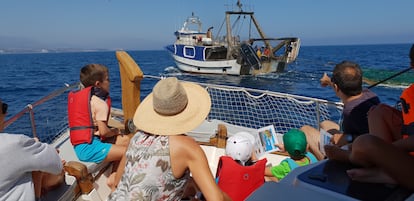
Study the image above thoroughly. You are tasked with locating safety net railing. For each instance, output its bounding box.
[3,75,343,144]
[145,75,344,136]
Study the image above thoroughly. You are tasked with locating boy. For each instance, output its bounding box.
[216,132,267,201]
[265,129,318,181]
[68,64,129,190]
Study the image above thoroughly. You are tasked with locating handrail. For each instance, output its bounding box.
[4,82,80,132]
[143,74,343,108]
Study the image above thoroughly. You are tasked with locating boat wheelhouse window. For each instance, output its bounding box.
[184,46,195,58]
[205,46,227,60]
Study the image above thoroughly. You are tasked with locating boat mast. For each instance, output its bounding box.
[225,1,270,59]
[225,12,232,59]
[249,15,270,48]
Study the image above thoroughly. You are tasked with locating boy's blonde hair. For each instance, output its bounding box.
[80,64,109,87]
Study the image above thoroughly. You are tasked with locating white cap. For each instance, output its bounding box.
[226,132,254,165]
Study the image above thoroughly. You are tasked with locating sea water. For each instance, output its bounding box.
[0,43,411,122]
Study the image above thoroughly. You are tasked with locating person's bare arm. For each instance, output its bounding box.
[264,167,279,182]
[96,120,119,138]
[170,135,231,201]
[320,73,333,87]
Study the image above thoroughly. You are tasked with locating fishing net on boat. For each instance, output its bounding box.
[203,84,343,135]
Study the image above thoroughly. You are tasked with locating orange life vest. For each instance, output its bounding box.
[400,84,414,136]
[68,86,111,145]
[215,156,267,201]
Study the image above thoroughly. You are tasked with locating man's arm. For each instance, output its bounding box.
[18,135,63,174]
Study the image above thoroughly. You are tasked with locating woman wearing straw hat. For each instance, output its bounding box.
[109,77,231,201]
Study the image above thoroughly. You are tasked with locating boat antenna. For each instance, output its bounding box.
[236,0,243,11]
[368,44,414,88]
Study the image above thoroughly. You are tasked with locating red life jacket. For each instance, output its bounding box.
[216,156,267,201]
[68,86,111,145]
[400,84,414,136]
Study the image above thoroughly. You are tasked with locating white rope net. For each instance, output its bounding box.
[202,83,343,135]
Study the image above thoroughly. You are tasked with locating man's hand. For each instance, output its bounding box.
[320,73,332,87]
[331,133,348,147]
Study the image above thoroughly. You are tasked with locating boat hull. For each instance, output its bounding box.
[171,53,241,75]
[167,44,284,75]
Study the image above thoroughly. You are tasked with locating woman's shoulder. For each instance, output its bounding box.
[170,135,198,146]
[170,135,203,156]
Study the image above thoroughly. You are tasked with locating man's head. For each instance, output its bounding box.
[0,99,7,132]
[331,61,363,97]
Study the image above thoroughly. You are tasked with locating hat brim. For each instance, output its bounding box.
[133,81,211,135]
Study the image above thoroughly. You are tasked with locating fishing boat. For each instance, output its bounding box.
[4,51,413,201]
[165,1,300,76]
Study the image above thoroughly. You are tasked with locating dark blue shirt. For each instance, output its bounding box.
[342,89,380,137]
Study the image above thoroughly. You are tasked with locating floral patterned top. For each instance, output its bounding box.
[108,131,190,201]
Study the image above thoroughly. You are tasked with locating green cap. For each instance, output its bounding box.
[283,129,307,159]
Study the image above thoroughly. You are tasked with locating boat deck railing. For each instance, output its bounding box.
[144,75,344,135]
[3,75,343,144]
[3,82,80,144]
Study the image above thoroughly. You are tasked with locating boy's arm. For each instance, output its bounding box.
[264,166,273,177]
[93,97,120,138]
[96,120,120,138]
[264,166,279,182]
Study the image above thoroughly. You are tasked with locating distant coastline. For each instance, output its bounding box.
[0,48,127,54]
[1,42,410,54]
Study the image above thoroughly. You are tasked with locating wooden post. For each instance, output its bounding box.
[115,51,144,134]
[64,161,93,195]
[217,124,227,148]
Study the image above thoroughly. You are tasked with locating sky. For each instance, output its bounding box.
[0,0,413,50]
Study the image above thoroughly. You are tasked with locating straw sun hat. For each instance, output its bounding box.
[133,77,211,135]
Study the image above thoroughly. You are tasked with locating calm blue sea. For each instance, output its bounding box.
[0,43,412,120]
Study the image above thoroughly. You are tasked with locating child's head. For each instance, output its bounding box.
[225,131,255,165]
[80,64,109,88]
[283,129,307,160]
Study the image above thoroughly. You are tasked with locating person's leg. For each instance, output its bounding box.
[40,170,66,193]
[324,144,350,162]
[104,144,127,191]
[346,167,397,185]
[349,134,414,190]
[32,171,43,199]
[300,125,324,160]
[115,134,130,147]
[320,120,340,132]
[368,104,403,143]
[320,120,348,146]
